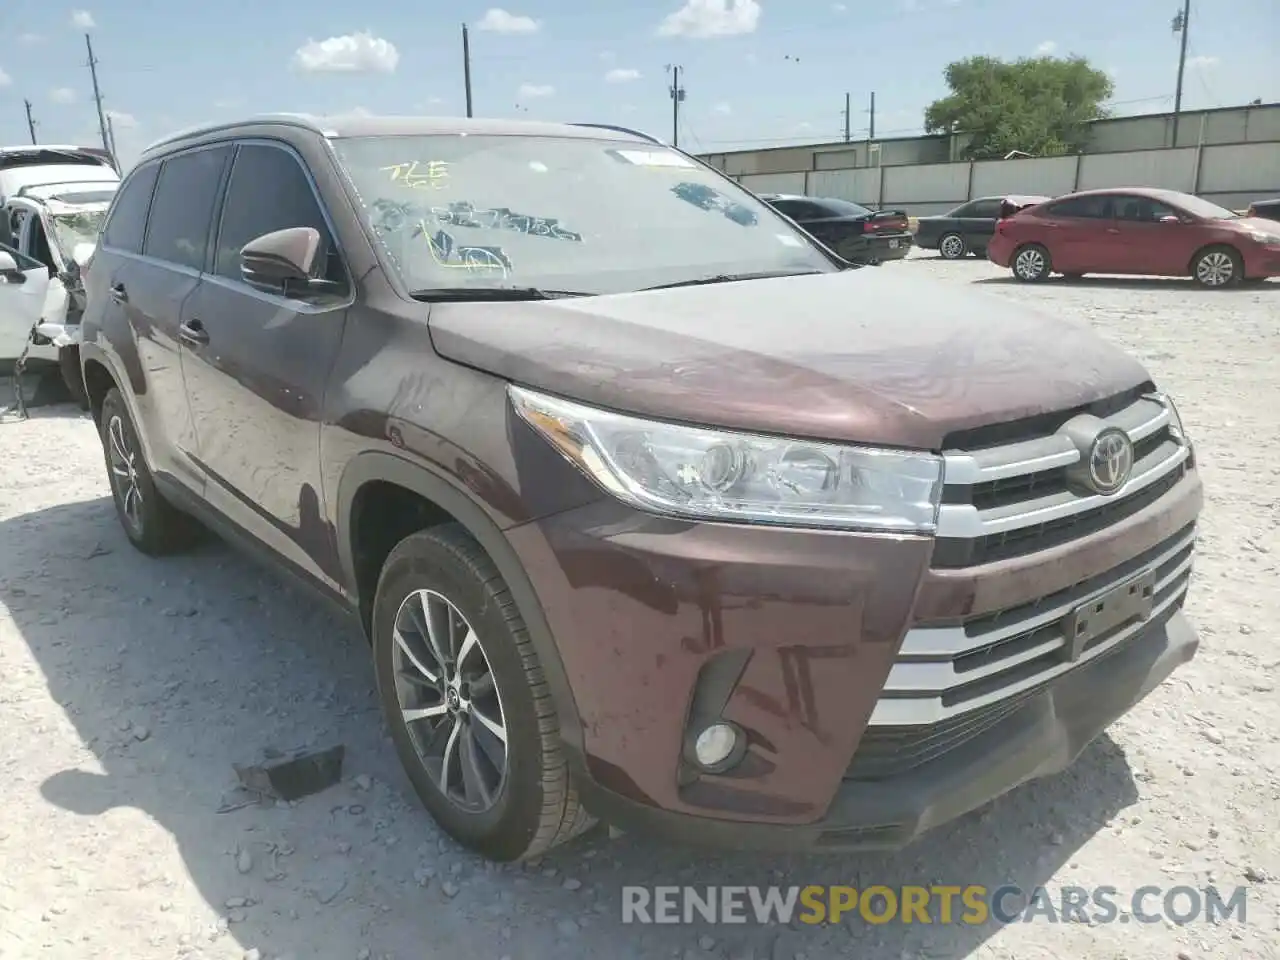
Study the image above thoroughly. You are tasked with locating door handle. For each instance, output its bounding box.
[1106,227,1121,235]
[109,281,128,303]
[179,318,210,346]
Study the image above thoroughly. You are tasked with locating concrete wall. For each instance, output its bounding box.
[734,141,1280,215]
[702,102,1280,182]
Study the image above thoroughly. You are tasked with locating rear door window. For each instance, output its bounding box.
[142,146,232,271]
[964,198,1003,218]
[1045,195,1112,219]
[102,161,160,254]
[212,143,346,290]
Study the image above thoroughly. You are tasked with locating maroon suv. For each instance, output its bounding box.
[78,115,1202,861]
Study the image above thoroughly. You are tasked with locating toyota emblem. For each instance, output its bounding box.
[1088,428,1134,495]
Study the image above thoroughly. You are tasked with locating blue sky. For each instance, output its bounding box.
[2,0,1277,165]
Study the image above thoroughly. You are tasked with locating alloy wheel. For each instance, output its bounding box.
[106,415,144,534]
[1196,251,1234,287]
[1015,248,1046,280]
[940,235,965,259]
[391,588,508,813]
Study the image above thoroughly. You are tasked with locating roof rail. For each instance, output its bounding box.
[569,123,664,144]
[140,114,328,155]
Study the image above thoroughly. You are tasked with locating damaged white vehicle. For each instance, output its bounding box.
[1,181,117,407]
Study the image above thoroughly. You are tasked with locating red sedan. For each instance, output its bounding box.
[987,188,1280,288]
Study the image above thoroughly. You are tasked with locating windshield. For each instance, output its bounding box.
[49,207,107,259]
[331,134,836,295]
[1170,193,1239,221]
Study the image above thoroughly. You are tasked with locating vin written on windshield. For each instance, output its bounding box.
[332,134,837,297]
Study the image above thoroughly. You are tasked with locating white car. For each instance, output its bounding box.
[1,146,119,401]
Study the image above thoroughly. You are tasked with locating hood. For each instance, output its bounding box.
[427,269,1151,450]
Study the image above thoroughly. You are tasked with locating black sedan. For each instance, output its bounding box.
[759,194,912,264]
[1247,198,1280,223]
[914,194,1049,260]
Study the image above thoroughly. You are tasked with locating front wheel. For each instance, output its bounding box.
[1012,244,1052,282]
[1193,246,1243,288]
[372,525,594,862]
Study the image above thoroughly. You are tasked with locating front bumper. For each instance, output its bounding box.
[575,609,1197,852]
[1242,243,1280,279]
[504,465,1202,851]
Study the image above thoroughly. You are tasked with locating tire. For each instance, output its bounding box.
[99,388,201,555]
[59,346,89,410]
[939,232,967,260]
[372,525,594,862]
[1012,243,1052,282]
[1192,246,1243,288]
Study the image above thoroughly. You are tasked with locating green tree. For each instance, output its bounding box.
[924,55,1114,159]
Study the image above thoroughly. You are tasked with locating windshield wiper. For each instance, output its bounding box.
[639,269,824,291]
[408,287,593,302]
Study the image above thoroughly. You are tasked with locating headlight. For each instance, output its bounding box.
[1246,230,1280,245]
[510,386,943,533]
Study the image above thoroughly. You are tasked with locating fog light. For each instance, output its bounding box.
[693,722,739,769]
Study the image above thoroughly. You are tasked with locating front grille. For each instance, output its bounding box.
[931,392,1193,567]
[860,522,1196,729]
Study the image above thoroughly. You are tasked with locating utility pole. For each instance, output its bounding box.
[868,91,876,140]
[84,33,111,155]
[667,65,685,147]
[1171,0,1191,146]
[842,92,851,142]
[24,100,38,144]
[106,113,119,169]
[461,23,473,117]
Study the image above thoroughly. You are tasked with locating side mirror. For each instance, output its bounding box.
[0,250,24,281]
[240,227,324,296]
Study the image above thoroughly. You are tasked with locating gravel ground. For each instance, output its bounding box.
[1,255,1278,960]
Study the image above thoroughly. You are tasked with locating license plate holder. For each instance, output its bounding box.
[888,239,899,249]
[1061,570,1157,662]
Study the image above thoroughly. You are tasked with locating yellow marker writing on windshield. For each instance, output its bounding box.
[381,160,449,189]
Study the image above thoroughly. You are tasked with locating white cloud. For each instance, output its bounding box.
[19,32,43,44]
[657,0,761,38]
[1036,40,1056,54]
[105,109,139,129]
[605,68,641,83]
[70,9,95,29]
[50,87,77,104]
[1187,55,1218,69]
[0,67,10,87]
[477,9,539,33]
[293,32,399,73]
[712,102,732,115]
[832,2,847,10]
[517,82,554,99]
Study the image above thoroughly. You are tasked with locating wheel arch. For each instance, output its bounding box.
[335,451,585,754]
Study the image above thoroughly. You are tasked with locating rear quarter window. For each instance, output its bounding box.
[102,162,160,254]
